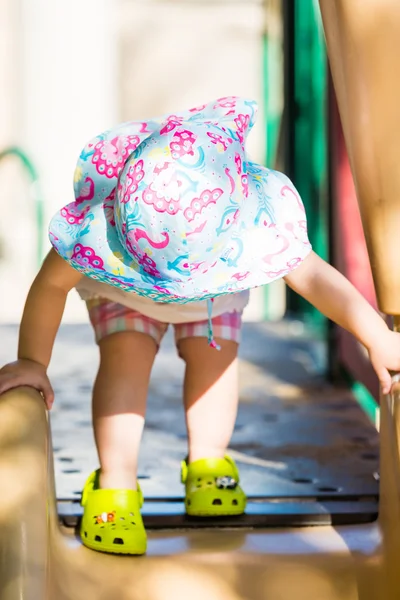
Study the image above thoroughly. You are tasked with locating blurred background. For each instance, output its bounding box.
[0,0,381,506]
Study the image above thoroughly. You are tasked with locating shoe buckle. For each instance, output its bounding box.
[215,476,238,490]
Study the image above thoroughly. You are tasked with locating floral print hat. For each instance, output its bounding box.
[49,97,311,341]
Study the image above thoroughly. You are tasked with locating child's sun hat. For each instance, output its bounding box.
[49,97,311,345]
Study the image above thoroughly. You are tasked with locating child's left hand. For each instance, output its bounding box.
[367,330,400,394]
[285,253,400,394]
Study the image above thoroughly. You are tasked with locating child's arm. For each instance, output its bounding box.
[0,249,82,408]
[284,251,400,394]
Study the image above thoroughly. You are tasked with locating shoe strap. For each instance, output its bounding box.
[81,469,143,507]
[181,454,239,484]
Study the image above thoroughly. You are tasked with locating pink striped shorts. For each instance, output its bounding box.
[86,298,243,346]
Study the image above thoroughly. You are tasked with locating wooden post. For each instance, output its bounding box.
[320,3,400,596]
[319,1,400,315]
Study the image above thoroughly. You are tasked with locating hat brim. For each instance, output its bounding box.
[49,166,312,303]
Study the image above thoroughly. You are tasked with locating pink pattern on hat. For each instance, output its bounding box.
[232,271,250,281]
[143,186,181,214]
[265,268,289,279]
[125,231,162,278]
[71,244,105,270]
[241,174,249,198]
[76,177,94,204]
[298,220,307,231]
[154,285,172,295]
[287,257,303,269]
[61,205,90,225]
[138,253,162,278]
[118,160,145,203]
[225,168,235,194]
[133,228,170,249]
[92,135,141,178]
[214,97,237,109]
[170,130,197,159]
[207,132,232,151]
[235,153,242,175]
[184,189,223,222]
[142,163,182,214]
[234,114,251,144]
[103,190,116,226]
[262,231,290,265]
[281,185,306,213]
[160,115,184,135]
[189,103,207,112]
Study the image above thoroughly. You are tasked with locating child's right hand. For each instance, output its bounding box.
[0,359,54,409]
[0,249,81,411]
[367,330,400,395]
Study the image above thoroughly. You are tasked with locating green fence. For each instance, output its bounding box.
[0,147,44,266]
[264,0,329,329]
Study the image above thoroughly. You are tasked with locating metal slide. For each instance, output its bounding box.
[1,1,400,598]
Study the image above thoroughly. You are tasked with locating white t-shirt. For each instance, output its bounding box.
[76,277,249,324]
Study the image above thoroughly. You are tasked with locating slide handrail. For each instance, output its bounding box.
[0,147,45,266]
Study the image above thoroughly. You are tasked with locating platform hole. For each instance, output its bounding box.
[113,538,124,545]
[95,535,102,542]
[212,499,222,506]
[263,414,279,422]
[361,453,378,461]
[293,477,314,484]
[232,499,238,506]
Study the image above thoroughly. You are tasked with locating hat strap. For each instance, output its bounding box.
[207,298,221,351]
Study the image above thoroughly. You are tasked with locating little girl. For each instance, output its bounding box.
[0,97,399,556]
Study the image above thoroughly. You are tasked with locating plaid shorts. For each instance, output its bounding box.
[86,298,243,346]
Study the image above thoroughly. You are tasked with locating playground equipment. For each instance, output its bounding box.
[1,0,400,598]
[0,147,44,266]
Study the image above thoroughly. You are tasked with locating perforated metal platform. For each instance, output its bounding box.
[0,320,379,526]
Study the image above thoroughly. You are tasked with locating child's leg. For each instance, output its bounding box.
[180,338,239,462]
[176,312,245,516]
[87,299,164,490]
[93,331,157,490]
[176,312,241,462]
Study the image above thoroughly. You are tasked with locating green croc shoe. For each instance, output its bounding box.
[182,455,247,516]
[80,470,147,555]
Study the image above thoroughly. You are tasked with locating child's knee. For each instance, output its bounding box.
[177,336,238,364]
[98,331,158,370]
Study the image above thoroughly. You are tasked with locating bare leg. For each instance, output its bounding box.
[178,337,239,463]
[92,331,157,490]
